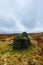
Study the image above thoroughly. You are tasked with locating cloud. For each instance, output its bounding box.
[0,0,43,33]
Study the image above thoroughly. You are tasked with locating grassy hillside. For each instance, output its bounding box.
[0,33,43,65]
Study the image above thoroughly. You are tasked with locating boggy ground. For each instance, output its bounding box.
[0,33,43,65]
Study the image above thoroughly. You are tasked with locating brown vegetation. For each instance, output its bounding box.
[0,33,43,65]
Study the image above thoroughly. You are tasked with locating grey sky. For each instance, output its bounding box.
[0,0,43,33]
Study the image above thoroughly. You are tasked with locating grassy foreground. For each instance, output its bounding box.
[0,33,43,65]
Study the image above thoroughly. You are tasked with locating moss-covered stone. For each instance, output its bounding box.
[12,32,31,50]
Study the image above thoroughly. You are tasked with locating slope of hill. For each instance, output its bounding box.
[0,33,43,65]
